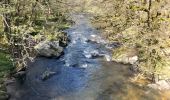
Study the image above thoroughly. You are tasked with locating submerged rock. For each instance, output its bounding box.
[34,40,64,57]
[41,68,56,81]
[83,49,104,59]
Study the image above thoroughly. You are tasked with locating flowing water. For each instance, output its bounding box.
[7,13,169,100]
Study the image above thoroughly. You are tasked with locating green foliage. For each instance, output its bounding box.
[0,52,13,99]
[0,52,13,77]
[0,0,71,98]
[0,0,71,70]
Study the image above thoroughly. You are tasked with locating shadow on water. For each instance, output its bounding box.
[7,13,169,100]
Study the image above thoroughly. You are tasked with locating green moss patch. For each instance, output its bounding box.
[0,52,13,100]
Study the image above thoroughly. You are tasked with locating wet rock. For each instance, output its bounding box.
[13,71,26,84]
[81,64,88,68]
[58,32,70,47]
[104,55,112,61]
[105,42,121,49]
[86,39,98,44]
[83,50,104,59]
[130,62,140,73]
[91,35,97,38]
[41,68,56,81]
[4,79,15,85]
[13,71,26,78]
[71,63,88,68]
[148,80,170,90]
[86,35,108,44]
[90,50,100,58]
[34,40,64,57]
[16,66,26,73]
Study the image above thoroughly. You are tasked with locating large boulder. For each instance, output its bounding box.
[34,40,63,57]
[112,55,138,64]
[112,48,138,64]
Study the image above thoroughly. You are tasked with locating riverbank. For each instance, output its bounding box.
[83,0,170,91]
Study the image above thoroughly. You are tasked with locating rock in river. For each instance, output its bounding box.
[34,40,63,57]
[41,68,56,81]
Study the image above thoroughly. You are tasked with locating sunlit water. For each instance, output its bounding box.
[7,14,170,100]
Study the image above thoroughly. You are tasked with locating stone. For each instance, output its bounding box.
[13,71,26,84]
[86,39,98,44]
[58,32,70,47]
[83,50,104,59]
[81,64,88,68]
[112,55,138,64]
[91,35,97,38]
[90,50,100,58]
[148,80,170,90]
[34,40,64,57]
[105,42,121,49]
[41,69,56,81]
[105,55,112,61]
[112,48,138,64]
[13,71,26,78]
[128,56,138,64]
[4,79,15,85]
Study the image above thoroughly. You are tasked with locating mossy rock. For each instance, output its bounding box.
[112,47,138,64]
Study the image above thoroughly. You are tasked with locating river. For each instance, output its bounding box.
[7,13,168,100]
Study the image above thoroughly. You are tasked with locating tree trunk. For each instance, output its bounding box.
[147,0,152,28]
